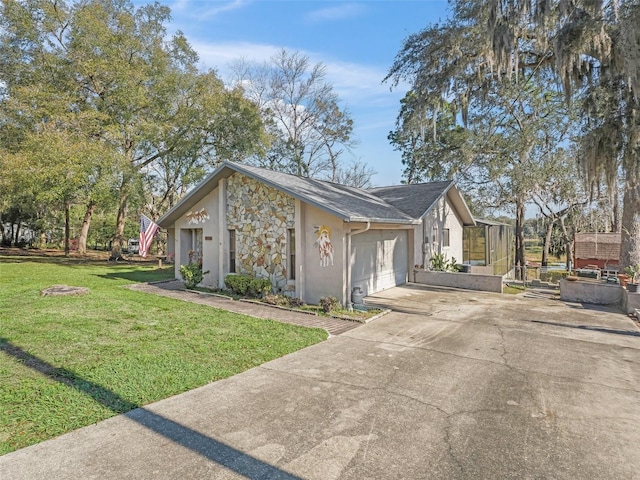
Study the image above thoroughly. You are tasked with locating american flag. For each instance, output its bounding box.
[139,214,159,258]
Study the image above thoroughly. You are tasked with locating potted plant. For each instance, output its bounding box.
[618,272,631,287]
[624,264,640,293]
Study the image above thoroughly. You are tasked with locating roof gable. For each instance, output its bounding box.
[368,182,475,225]
[157,162,419,228]
[367,182,452,218]
[234,164,417,223]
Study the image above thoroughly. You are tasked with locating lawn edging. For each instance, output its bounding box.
[240,298,319,316]
[240,298,391,324]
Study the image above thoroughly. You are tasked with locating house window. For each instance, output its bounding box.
[443,228,450,247]
[287,228,295,280]
[229,229,236,273]
[432,226,438,243]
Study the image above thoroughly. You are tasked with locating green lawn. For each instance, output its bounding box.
[0,255,327,455]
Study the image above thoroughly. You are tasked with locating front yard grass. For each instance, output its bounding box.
[0,254,327,455]
[503,284,526,294]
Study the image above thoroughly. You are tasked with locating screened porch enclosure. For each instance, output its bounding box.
[463,220,514,276]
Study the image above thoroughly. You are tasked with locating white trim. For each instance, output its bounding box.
[218,178,226,288]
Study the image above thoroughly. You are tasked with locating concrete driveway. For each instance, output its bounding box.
[2,284,640,479]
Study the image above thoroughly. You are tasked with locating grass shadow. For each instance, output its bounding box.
[97,269,175,283]
[0,337,302,479]
[1,251,174,284]
[0,247,159,268]
[0,255,109,266]
[0,338,138,413]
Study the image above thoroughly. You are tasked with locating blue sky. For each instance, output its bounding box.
[154,0,451,187]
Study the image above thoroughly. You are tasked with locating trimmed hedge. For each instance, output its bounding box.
[224,274,272,297]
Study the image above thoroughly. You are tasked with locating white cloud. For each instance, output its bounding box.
[188,39,407,181]
[191,39,407,106]
[322,59,401,105]
[189,40,409,152]
[190,40,280,73]
[306,3,366,22]
[170,0,250,20]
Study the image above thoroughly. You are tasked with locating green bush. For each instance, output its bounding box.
[180,263,209,289]
[225,274,272,297]
[248,278,272,297]
[225,274,251,295]
[429,253,460,272]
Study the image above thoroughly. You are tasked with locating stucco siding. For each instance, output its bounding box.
[302,204,345,305]
[421,196,464,268]
[171,187,220,288]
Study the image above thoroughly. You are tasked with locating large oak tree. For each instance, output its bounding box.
[386,10,583,276]
[387,0,639,268]
[1,0,265,254]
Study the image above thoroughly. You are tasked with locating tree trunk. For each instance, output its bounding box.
[77,202,95,255]
[541,219,554,267]
[559,215,574,271]
[405,137,420,184]
[612,187,621,233]
[64,202,70,256]
[515,199,526,280]
[619,169,640,268]
[112,178,130,257]
[12,221,19,246]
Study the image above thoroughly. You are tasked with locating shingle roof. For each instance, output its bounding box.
[475,218,511,226]
[575,232,621,244]
[158,162,421,227]
[231,163,417,223]
[367,182,453,219]
[157,162,479,228]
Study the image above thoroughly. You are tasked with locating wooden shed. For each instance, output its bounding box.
[574,232,621,270]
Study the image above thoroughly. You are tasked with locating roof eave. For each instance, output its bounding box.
[157,161,400,228]
[346,217,420,225]
[418,182,475,226]
[228,163,357,221]
[158,162,427,229]
[157,163,230,228]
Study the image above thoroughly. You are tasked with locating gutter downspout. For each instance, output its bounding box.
[346,221,370,309]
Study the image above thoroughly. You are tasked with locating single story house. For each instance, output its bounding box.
[157,161,475,306]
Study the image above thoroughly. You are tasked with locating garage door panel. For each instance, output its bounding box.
[352,230,408,296]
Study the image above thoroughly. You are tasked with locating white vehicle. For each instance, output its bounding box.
[127,239,140,254]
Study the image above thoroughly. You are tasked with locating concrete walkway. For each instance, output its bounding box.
[126,280,364,336]
[2,284,639,479]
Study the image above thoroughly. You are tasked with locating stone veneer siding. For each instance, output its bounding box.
[226,173,295,292]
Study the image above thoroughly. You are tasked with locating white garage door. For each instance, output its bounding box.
[352,229,408,296]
